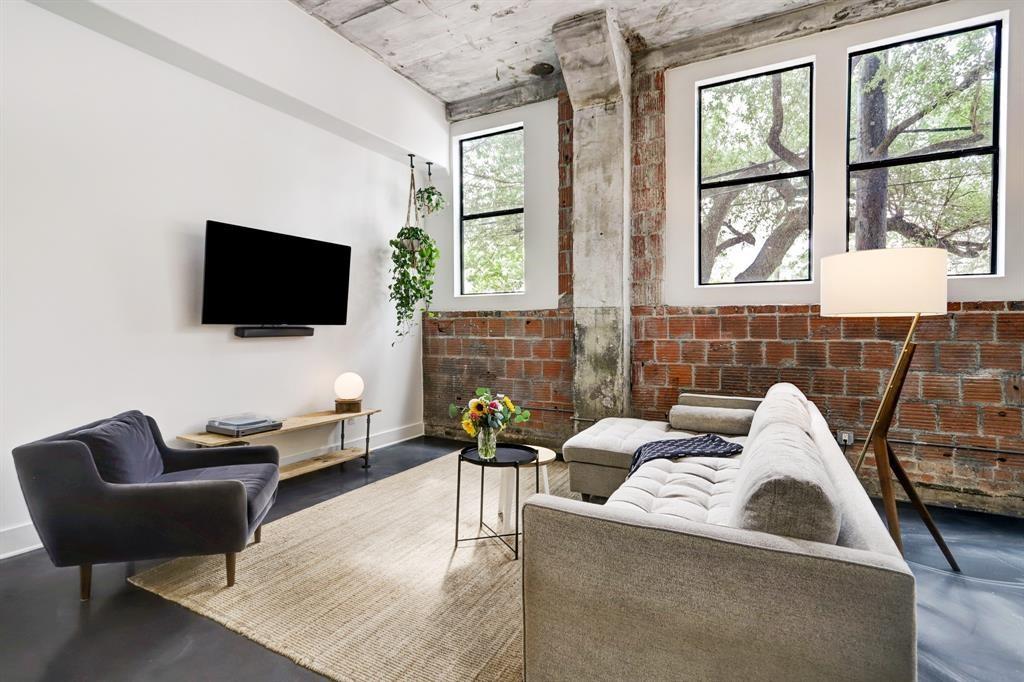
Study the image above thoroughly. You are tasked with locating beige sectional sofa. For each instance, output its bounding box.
[523,383,916,681]
[560,392,763,499]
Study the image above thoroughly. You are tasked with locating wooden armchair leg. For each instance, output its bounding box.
[80,564,92,601]
[254,525,262,544]
[225,552,236,587]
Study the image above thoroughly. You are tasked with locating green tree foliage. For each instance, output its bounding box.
[699,67,811,284]
[699,24,997,283]
[848,25,996,274]
[460,129,525,294]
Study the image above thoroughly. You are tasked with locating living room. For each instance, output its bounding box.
[1,0,1021,680]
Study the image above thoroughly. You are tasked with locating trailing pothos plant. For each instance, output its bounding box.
[389,157,444,343]
[415,186,446,217]
[388,225,439,342]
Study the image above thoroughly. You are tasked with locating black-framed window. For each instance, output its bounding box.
[847,21,1001,275]
[458,126,525,295]
[697,63,813,285]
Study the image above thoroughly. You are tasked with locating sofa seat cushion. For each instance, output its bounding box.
[156,463,278,523]
[563,417,745,469]
[605,457,741,524]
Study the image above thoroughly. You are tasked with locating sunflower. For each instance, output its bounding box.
[503,395,515,411]
[470,398,487,415]
[461,417,476,437]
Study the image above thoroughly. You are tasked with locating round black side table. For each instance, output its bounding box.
[454,444,538,560]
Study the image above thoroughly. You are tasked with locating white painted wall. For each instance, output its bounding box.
[664,0,1024,306]
[90,0,448,166]
[431,99,560,311]
[0,1,448,557]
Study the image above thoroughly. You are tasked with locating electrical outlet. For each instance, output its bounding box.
[837,430,855,445]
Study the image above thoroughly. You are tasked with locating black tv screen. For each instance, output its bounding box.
[201,221,351,325]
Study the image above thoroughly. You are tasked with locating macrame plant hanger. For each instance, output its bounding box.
[403,154,422,268]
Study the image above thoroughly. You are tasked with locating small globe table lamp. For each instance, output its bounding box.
[821,247,959,571]
[334,372,365,414]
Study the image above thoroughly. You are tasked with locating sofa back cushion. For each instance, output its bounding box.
[667,405,755,435]
[727,420,841,544]
[745,382,811,444]
[69,410,162,483]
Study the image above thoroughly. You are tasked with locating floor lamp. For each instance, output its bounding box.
[821,248,960,571]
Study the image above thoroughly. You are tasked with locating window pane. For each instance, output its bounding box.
[700,66,810,183]
[849,25,996,163]
[700,177,810,284]
[848,154,993,275]
[462,213,525,294]
[461,129,524,215]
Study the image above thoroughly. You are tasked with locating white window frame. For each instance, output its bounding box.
[663,4,1017,306]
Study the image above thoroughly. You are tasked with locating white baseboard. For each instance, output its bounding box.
[0,522,42,561]
[0,422,426,561]
[278,420,424,466]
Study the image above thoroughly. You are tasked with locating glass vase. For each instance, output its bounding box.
[477,427,497,460]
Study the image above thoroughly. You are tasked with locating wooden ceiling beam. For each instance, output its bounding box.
[636,0,950,73]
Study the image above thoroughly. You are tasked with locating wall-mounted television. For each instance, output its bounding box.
[201,221,351,336]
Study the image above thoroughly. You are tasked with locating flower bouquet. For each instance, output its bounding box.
[449,388,531,459]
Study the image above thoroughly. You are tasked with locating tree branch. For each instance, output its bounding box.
[734,205,808,282]
[875,63,987,157]
[767,73,804,169]
[887,215,986,258]
[890,133,984,158]
[714,222,756,254]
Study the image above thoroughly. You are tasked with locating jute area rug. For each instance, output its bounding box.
[129,451,576,681]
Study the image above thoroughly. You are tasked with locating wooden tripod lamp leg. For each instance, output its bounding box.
[873,436,903,554]
[853,314,959,572]
[887,444,961,572]
[80,564,92,601]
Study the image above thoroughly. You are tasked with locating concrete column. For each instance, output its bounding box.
[553,10,631,422]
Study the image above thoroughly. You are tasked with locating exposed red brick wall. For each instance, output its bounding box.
[631,70,665,307]
[630,301,1024,513]
[422,311,574,447]
[557,91,573,310]
[628,66,1024,515]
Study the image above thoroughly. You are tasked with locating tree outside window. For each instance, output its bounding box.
[847,22,1000,275]
[459,127,525,295]
[698,64,813,285]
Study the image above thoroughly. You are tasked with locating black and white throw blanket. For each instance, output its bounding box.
[628,434,743,477]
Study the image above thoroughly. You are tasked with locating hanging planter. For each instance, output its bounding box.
[389,155,440,342]
[415,162,447,218]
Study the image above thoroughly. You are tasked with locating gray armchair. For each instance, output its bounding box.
[12,410,278,600]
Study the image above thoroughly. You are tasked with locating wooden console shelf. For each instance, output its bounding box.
[178,408,381,480]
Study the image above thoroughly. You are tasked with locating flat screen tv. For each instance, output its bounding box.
[201,221,351,328]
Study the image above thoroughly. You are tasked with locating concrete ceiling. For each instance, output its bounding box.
[293,0,825,105]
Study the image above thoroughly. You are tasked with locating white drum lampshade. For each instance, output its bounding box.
[820,248,948,318]
[334,372,364,413]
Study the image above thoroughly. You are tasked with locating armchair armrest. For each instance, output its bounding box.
[95,479,250,558]
[159,444,280,472]
[147,416,279,472]
[522,495,915,682]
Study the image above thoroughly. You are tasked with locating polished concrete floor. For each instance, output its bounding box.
[1,436,1021,681]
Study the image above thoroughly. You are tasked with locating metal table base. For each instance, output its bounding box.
[454,452,539,560]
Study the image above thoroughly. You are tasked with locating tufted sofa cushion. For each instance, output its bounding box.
[562,418,746,470]
[605,457,742,524]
